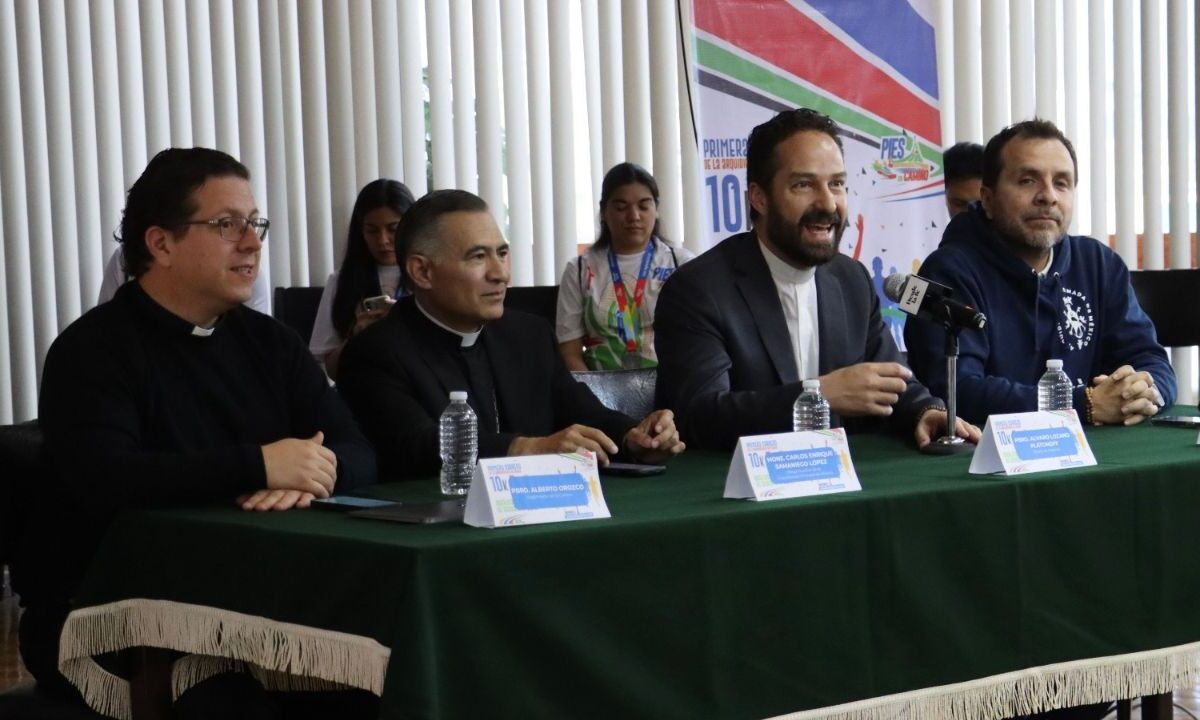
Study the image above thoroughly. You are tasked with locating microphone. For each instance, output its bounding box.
[884,273,987,331]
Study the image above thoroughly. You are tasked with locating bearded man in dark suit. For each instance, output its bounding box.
[655,108,980,451]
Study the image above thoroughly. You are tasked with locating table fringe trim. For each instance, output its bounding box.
[769,640,1200,720]
[58,598,391,720]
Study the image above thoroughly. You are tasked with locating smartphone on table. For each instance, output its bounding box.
[310,495,398,512]
[1150,415,1200,428]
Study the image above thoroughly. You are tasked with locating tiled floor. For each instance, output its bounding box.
[2,570,1199,717]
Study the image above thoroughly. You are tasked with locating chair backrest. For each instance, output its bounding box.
[571,368,656,421]
[1129,270,1200,347]
[272,286,326,344]
[504,286,559,326]
[0,421,42,568]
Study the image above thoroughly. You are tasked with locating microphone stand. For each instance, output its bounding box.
[921,322,976,455]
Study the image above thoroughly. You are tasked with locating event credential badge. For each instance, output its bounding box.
[724,428,861,501]
[969,410,1097,476]
[464,452,611,528]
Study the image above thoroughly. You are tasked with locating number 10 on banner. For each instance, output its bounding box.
[704,174,747,234]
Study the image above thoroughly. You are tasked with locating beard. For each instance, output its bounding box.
[763,206,846,268]
[990,208,1067,253]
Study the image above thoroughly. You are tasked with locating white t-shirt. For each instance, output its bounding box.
[98,247,272,314]
[308,265,403,360]
[555,239,694,370]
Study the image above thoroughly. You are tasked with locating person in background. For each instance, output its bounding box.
[310,179,416,379]
[942,141,984,219]
[555,162,694,371]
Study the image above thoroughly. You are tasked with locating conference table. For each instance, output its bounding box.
[58,412,1200,719]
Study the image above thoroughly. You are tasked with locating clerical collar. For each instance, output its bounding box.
[415,297,482,347]
[126,281,223,339]
[758,239,816,285]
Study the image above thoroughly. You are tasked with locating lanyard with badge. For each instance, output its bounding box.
[607,238,656,370]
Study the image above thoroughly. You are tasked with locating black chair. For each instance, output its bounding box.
[1,421,42,586]
[272,286,325,345]
[1130,269,1200,402]
[0,422,103,718]
[1129,269,1200,347]
[571,368,656,421]
[504,286,559,326]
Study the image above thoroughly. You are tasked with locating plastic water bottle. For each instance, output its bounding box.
[1037,359,1073,412]
[439,391,478,495]
[793,379,831,431]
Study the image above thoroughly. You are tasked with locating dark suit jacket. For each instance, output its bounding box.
[339,297,637,479]
[655,232,940,450]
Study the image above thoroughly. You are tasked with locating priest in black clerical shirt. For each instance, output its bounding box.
[338,189,685,480]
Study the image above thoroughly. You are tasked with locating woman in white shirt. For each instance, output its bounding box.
[556,163,694,371]
[310,179,415,379]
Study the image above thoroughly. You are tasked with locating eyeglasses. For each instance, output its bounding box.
[178,216,270,242]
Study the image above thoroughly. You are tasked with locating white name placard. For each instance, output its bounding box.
[464,452,611,528]
[969,410,1097,476]
[724,428,861,501]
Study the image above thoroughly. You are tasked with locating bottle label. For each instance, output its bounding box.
[464,452,611,528]
[724,428,861,502]
[969,410,1097,476]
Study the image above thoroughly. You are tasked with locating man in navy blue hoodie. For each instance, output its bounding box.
[906,119,1174,427]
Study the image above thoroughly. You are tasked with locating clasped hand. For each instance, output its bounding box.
[1089,365,1161,426]
[509,409,685,465]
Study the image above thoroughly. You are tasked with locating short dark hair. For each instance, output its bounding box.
[943,142,984,183]
[118,148,250,279]
[745,108,843,221]
[981,119,1078,189]
[330,179,417,338]
[596,162,661,249]
[397,189,490,290]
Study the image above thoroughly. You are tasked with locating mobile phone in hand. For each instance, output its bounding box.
[361,295,393,312]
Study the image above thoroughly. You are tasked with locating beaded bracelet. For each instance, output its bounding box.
[1085,386,1095,425]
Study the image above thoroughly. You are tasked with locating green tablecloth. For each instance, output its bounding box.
[64,415,1200,719]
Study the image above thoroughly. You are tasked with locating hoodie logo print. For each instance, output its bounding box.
[1057,288,1095,352]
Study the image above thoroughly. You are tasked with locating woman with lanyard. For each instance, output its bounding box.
[310,178,416,379]
[556,163,695,371]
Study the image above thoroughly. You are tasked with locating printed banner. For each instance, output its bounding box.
[691,0,946,349]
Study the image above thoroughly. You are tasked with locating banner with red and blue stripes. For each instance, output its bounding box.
[692,0,946,348]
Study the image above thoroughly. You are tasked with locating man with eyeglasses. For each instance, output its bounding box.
[13,147,377,715]
[96,228,273,312]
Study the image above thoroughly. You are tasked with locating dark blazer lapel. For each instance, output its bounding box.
[815,264,846,375]
[729,234,799,384]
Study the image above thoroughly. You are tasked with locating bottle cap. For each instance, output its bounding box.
[1046,359,1063,370]
[802,379,820,390]
[449,391,468,401]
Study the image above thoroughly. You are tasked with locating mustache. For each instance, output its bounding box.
[797,210,844,228]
